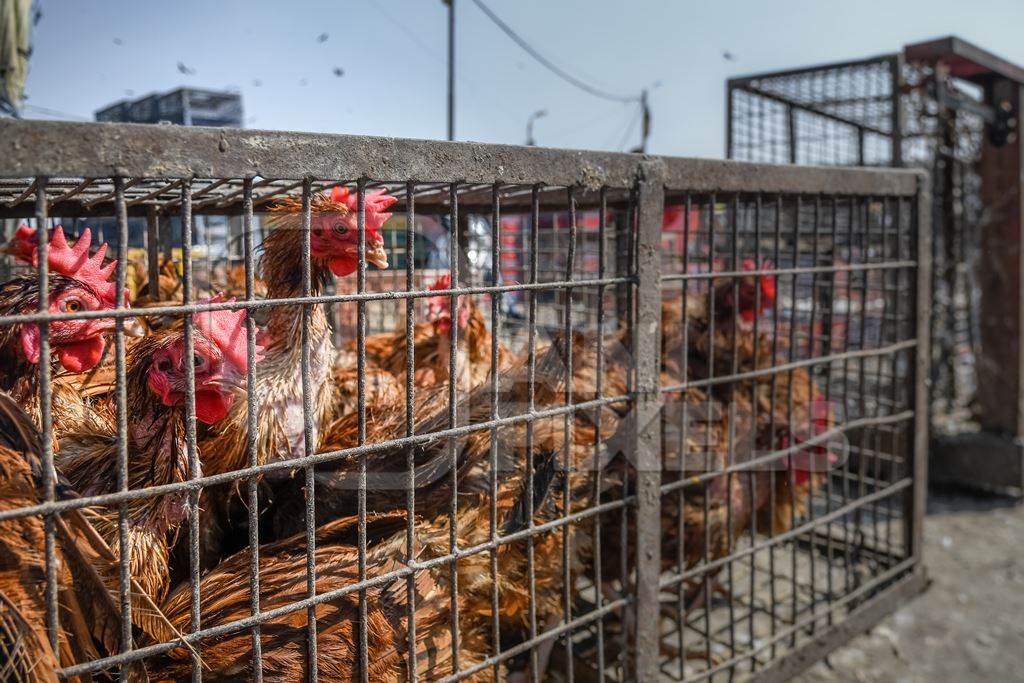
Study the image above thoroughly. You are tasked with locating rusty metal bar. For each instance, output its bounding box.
[298,179,319,680]
[909,173,932,562]
[632,159,664,681]
[113,178,133,680]
[0,121,921,195]
[241,177,264,679]
[179,178,203,682]
[35,177,58,657]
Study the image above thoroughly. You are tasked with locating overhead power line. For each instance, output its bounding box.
[468,0,641,103]
[22,104,89,121]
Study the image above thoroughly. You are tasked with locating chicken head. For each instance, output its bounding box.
[18,277,117,372]
[148,300,262,424]
[778,397,840,486]
[309,186,395,277]
[5,225,125,307]
[714,258,777,325]
[425,272,471,334]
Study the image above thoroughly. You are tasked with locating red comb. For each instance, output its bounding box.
[739,258,776,322]
[330,186,397,232]
[429,273,453,291]
[6,225,38,263]
[6,225,120,306]
[194,295,264,374]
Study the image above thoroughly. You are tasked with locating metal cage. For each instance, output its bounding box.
[0,120,928,681]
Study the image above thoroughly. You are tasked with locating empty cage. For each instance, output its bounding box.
[0,120,928,681]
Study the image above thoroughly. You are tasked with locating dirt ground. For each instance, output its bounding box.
[795,489,1024,683]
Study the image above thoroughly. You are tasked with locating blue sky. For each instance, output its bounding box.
[22,0,1024,158]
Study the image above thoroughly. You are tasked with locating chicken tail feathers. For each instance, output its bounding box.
[0,390,43,472]
[502,449,558,536]
[0,589,59,683]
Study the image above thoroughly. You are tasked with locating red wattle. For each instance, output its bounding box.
[329,256,357,277]
[56,335,106,372]
[195,390,234,424]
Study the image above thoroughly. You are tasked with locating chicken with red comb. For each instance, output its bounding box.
[609,253,839,644]
[4,225,125,307]
[346,271,513,411]
[147,296,263,425]
[189,187,395,570]
[0,228,123,435]
[425,272,472,333]
[308,185,394,276]
[199,187,392,474]
[55,304,261,653]
[710,257,777,326]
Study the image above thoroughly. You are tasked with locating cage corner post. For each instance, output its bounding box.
[632,159,665,682]
[909,169,933,567]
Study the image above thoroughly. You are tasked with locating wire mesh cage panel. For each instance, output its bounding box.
[0,121,927,681]
[657,186,921,680]
[727,57,900,167]
[727,53,984,442]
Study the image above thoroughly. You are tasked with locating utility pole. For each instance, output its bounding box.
[444,0,455,141]
[525,109,547,145]
[631,88,652,153]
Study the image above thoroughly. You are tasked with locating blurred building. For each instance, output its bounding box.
[95,87,243,127]
[90,88,244,256]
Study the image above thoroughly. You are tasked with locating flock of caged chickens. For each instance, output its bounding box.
[0,186,836,681]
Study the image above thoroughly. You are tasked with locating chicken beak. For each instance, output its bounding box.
[211,375,246,391]
[123,316,147,337]
[365,243,389,270]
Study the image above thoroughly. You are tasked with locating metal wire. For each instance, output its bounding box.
[242,177,264,680]
[113,177,133,679]
[298,179,319,681]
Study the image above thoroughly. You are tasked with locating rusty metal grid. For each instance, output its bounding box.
[653,183,928,681]
[0,120,927,681]
[726,55,981,443]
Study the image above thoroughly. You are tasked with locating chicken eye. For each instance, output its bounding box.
[62,298,82,313]
[156,358,172,373]
[193,354,206,369]
[332,222,348,236]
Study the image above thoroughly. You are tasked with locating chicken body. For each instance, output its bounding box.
[198,191,390,478]
[0,399,64,681]
[190,191,391,572]
[55,307,257,655]
[354,299,514,398]
[276,327,631,678]
[152,513,484,681]
[54,333,193,650]
[620,267,833,621]
[0,390,134,679]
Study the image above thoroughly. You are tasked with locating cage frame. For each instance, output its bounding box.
[725,35,1024,497]
[0,119,930,681]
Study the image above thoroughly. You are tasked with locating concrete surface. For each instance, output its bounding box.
[795,490,1024,683]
